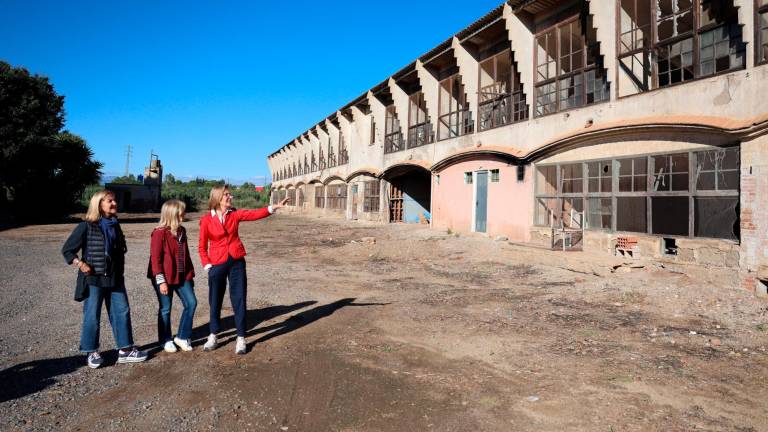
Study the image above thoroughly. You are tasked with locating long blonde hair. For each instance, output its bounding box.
[158,199,186,233]
[207,185,230,211]
[84,190,115,222]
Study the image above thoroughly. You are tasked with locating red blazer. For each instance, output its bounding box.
[147,226,195,285]
[198,208,271,267]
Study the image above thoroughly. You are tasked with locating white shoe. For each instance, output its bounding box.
[163,341,177,353]
[174,337,193,352]
[235,337,246,355]
[203,334,218,352]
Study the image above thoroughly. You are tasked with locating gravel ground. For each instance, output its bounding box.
[1,212,767,431]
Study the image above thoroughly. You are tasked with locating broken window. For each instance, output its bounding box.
[327,184,347,210]
[327,139,337,168]
[363,180,380,212]
[587,160,612,193]
[652,153,689,192]
[535,15,609,116]
[479,50,528,130]
[694,196,738,240]
[759,0,768,64]
[617,0,745,93]
[464,172,473,185]
[407,92,432,148]
[534,147,739,240]
[587,197,613,229]
[491,169,500,182]
[384,105,403,154]
[438,74,472,140]
[338,136,349,165]
[315,185,325,208]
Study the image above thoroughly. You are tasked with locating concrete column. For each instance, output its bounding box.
[734,0,755,68]
[452,37,479,113]
[587,0,618,101]
[504,4,535,119]
[416,60,440,127]
[388,77,410,130]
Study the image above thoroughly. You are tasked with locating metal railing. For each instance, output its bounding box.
[437,108,474,141]
[407,122,434,149]
[478,90,528,131]
[384,131,404,154]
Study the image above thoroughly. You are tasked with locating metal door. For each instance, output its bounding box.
[351,185,358,220]
[475,171,488,233]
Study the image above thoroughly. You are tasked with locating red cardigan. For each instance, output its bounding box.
[147,226,195,285]
[198,208,271,267]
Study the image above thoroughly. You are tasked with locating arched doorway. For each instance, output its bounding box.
[381,163,431,223]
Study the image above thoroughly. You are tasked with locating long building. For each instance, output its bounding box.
[268,0,768,293]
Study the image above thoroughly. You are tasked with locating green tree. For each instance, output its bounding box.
[0,61,101,218]
[111,174,141,184]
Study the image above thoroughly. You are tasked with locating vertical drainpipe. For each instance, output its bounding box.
[429,170,435,229]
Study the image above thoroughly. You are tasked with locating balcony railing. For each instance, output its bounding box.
[338,148,349,165]
[384,131,404,154]
[478,90,528,131]
[407,122,434,149]
[437,108,474,141]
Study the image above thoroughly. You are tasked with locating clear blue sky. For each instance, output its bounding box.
[1,0,502,184]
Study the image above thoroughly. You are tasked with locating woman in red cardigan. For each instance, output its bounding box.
[147,199,196,352]
[199,185,288,354]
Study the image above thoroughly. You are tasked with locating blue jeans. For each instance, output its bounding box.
[153,279,197,343]
[79,282,134,352]
[208,256,247,337]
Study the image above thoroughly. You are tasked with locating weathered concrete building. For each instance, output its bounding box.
[269,0,768,294]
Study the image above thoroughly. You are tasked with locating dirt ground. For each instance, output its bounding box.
[0,211,767,431]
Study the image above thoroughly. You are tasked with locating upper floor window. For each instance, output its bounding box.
[384,105,403,154]
[407,92,433,148]
[438,74,473,140]
[478,50,528,129]
[758,0,768,64]
[618,0,745,96]
[535,16,609,116]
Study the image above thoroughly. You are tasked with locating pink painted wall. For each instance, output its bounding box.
[432,157,534,241]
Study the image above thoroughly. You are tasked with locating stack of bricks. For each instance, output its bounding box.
[615,236,639,258]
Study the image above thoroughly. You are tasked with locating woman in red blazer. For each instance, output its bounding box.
[199,185,288,354]
[147,199,196,353]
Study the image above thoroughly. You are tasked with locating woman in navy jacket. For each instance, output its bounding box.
[147,199,196,352]
[61,190,148,368]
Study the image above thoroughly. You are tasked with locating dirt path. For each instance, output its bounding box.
[1,213,767,431]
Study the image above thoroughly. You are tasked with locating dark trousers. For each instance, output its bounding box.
[208,255,247,337]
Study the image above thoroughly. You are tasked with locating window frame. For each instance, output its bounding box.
[534,15,610,117]
[437,74,473,141]
[363,180,381,213]
[757,0,768,66]
[616,0,747,98]
[533,146,740,241]
[477,50,529,131]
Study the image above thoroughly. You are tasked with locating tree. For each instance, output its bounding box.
[0,61,101,219]
[111,174,141,184]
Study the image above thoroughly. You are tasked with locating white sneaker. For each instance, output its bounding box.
[203,334,218,352]
[235,336,246,355]
[173,337,193,352]
[163,341,177,353]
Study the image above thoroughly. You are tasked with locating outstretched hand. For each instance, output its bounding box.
[273,197,290,211]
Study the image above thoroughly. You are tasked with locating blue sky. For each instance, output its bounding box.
[1,0,502,184]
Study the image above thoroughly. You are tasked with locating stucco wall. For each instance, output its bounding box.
[432,158,533,241]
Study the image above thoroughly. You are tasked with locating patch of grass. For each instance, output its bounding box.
[379,344,396,353]
[756,323,766,332]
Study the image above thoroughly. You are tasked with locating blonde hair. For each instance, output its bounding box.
[158,199,186,232]
[84,190,115,222]
[207,185,230,211]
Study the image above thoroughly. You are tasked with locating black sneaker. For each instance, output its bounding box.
[117,347,148,364]
[86,352,104,369]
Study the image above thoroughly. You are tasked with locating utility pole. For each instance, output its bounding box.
[124,144,132,176]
